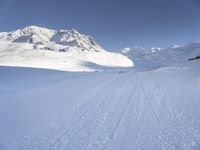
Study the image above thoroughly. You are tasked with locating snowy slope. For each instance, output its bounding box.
[0,60,200,150]
[121,43,200,70]
[1,25,200,150]
[0,26,133,71]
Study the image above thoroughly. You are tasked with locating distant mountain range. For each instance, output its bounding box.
[121,43,200,70]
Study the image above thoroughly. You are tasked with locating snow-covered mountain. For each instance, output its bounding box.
[121,43,200,70]
[1,26,200,150]
[0,26,104,52]
[0,26,133,71]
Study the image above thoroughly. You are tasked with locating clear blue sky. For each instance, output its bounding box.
[0,0,200,50]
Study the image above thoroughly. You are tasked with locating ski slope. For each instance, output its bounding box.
[0,60,200,150]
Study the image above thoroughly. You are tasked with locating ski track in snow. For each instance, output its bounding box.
[0,62,200,150]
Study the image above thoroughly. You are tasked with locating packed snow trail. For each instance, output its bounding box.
[0,61,200,150]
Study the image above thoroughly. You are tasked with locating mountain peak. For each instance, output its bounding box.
[0,26,134,71]
[21,25,50,30]
[0,25,104,52]
[15,25,55,36]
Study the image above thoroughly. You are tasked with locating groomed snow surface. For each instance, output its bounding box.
[0,60,200,150]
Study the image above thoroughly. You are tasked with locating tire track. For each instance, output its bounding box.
[47,74,124,150]
[140,79,159,124]
[124,73,140,149]
[104,73,140,149]
[62,75,127,150]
